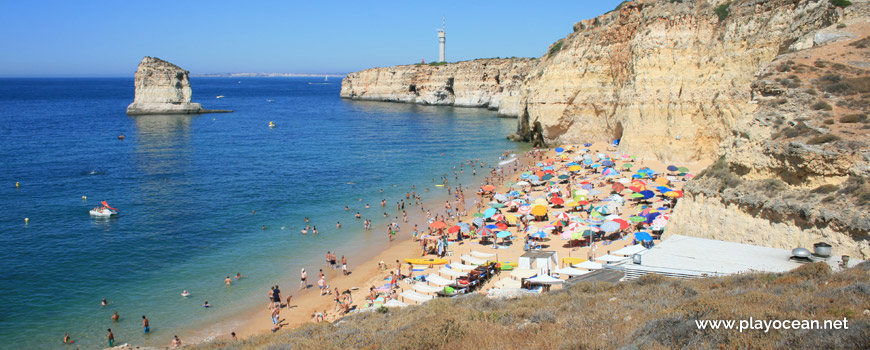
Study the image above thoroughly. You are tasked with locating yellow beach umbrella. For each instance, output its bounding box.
[505,214,518,223]
[531,205,548,216]
[534,198,548,206]
[664,191,682,198]
[565,201,579,207]
[655,177,670,186]
[568,165,582,172]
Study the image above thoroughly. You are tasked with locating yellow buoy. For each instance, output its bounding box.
[16,182,20,188]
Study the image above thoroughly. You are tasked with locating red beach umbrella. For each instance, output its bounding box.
[429,221,448,229]
[448,225,461,233]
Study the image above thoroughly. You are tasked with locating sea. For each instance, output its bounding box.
[0,77,526,349]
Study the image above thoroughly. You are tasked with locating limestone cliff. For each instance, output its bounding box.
[516,0,841,160]
[340,58,535,117]
[126,57,228,115]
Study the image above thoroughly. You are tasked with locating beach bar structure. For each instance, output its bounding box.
[519,251,558,275]
[622,235,861,281]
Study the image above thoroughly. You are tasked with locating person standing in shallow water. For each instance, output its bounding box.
[107,329,114,347]
[142,315,150,333]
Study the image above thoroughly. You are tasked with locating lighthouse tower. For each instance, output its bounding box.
[437,16,446,62]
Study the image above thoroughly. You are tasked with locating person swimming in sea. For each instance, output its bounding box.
[181,290,190,297]
[203,301,211,308]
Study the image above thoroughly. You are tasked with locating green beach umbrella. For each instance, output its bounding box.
[623,163,632,169]
[678,167,689,173]
[473,213,484,218]
[630,193,644,198]
[490,203,505,208]
[558,175,569,180]
[629,216,646,222]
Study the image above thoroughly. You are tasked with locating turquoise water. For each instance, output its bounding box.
[0,77,524,348]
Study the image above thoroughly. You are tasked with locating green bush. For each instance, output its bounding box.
[831,0,852,8]
[811,101,833,111]
[548,39,564,58]
[715,2,731,21]
[840,113,868,123]
[807,134,841,145]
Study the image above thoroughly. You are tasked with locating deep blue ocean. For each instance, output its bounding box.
[0,77,524,348]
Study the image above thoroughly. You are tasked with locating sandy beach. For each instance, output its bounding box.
[194,141,711,344]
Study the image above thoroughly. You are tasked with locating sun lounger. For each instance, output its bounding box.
[439,268,466,278]
[413,283,444,294]
[426,274,455,286]
[470,250,496,258]
[460,255,487,265]
[400,290,434,303]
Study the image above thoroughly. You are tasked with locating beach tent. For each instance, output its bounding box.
[518,251,559,272]
[612,244,647,256]
[553,267,590,277]
[573,260,603,270]
[426,274,455,286]
[439,268,466,278]
[527,275,564,285]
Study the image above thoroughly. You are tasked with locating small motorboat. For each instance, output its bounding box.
[90,201,118,217]
[216,95,225,99]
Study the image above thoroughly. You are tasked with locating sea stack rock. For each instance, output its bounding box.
[126,56,227,115]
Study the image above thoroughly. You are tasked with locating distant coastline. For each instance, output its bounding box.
[192,72,346,78]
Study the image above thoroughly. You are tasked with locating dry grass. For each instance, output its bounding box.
[190,263,870,350]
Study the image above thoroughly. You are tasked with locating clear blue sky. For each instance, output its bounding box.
[0,0,624,77]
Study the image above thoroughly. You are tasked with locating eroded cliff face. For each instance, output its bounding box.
[127,56,204,115]
[516,0,838,161]
[340,58,535,117]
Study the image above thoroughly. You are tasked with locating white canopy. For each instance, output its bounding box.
[510,268,538,279]
[553,267,590,277]
[413,283,444,294]
[471,250,496,258]
[383,299,408,308]
[426,274,455,286]
[527,275,563,285]
[573,261,603,270]
[595,254,628,263]
[461,255,487,265]
[450,263,479,271]
[612,244,647,256]
[438,268,466,278]
[400,290,434,303]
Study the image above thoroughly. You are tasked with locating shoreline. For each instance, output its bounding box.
[177,142,711,348]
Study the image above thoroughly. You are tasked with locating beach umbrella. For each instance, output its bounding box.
[558,175,570,180]
[656,186,672,193]
[458,223,471,233]
[482,185,496,191]
[542,174,554,181]
[667,165,679,171]
[520,173,530,179]
[429,221,448,229]
[492,214,505,222]
[490,203,505,209]
[645,212,661,224]
[678,166,689,173]
[600,221,620,233]
[472,213,484,218]
[477,227,493,237]
[612,183,626,192]
[528,175,540,181]
[505,201,520,208]
[555,147,565,153]
[517,205,532,215]
[483,208,497,218]
[565,201,579,208]
[493,193,508,202]
[613,218,630,230]
[639,190,656,199]
[602,160,615,167]
[550,197,565,205]
[496,231,512,239]
[531,231,547,239]
[533,198,548,206]
[531,205,548,216]
[554,212,570,221]
[635,232,653,241]
[664,191,683,198]
[504,214,518,223]
[514,181,530,187]
[576,189,589,196]
[584,143,592,147]
[473,217,485,226]
[629,216,646,223]
[589,189,602,196]
[577,200,590,206]
[448,225,461,233]
[569,165,582,172]
[590,164,601,168]
[654,177,670,186]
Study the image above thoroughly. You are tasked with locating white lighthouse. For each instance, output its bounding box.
[437,16,446,62]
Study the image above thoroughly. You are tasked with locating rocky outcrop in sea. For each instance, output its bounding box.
[126,56,230,115]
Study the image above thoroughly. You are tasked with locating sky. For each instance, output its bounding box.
[0,0,625,77]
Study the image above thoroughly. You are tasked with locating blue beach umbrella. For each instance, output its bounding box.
[485,224,499,230]
[473,217,485,227]
[584,143,592,147]
[555,147,565,153]
[583,159,593,165]
[528,175,540,181]
[531,231,547,239]
[645,212,661,224]
[484,208,497,218]
[656,186,672,193]
[602,160,615,167]
[496,231,512,239]
[667,165,679,172]
[635,232,653,241]
[590,164,601,168]
[639,190,656,200]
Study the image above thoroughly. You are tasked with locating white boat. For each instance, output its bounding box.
[216,95,225,99]
[89,208,117,217]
